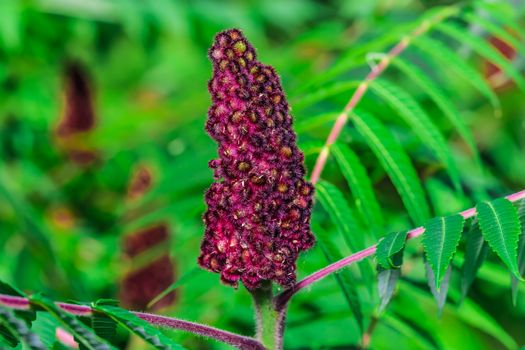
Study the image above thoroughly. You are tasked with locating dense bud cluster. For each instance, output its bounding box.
[198,29,314,289]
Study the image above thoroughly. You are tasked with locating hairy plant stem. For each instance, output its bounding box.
[2,190,523,349]
[275,189,525,308]
[309,5,459,184]
[0,294,265,350]
[251,281,281,350]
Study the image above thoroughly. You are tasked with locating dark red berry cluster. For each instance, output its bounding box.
[198,29,314,289]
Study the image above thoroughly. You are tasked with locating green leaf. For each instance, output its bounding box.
[0,280,36,347]
[332,143,384,233]
[376,231,407,269]
[0,316,18,347]
[512,200,525,304]
[91,300,117,343]
[436,22,525,93]
[30,313,61,349]
[425,262,451,315]
[316,180,364,251]
[391,57,481,170]
[352,111,430,225]
[92,304,185,350]
[423,214,465,288]
[477,198,521,278]
[414,36,501,117]
[316,226,364,334]
[316,181,374,292]
[0,307,46,350]
[370,79,461,192]
[461,220,489,301]
[29,295,116,350]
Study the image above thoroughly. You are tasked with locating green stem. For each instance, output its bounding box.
[252,281,280,350]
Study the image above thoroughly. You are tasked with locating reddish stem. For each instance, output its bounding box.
[0,294,264,350]
[276,189,525,307]
[309,8,456,184]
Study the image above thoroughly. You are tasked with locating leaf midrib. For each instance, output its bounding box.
[354,115,426,223]
[486,202,513,266]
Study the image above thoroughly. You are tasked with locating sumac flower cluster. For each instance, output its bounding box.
[198,29,314,290]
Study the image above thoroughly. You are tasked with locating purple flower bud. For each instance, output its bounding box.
[198,29,315,290]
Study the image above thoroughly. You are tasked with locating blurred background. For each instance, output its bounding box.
[0,0,524,349]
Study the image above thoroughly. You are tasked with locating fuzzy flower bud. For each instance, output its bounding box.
[198,29,315,289]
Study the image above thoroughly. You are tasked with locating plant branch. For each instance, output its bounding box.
[0,294,265,350]
[276,189,525,308]
[309,6,458,184]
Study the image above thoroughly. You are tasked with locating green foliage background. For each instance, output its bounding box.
[0,0,524,349]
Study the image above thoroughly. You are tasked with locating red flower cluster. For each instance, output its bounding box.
[198,29,315,289]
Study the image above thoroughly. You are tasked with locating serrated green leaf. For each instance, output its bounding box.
[414,36,501,117]
[0,280,36,347]
[512,200,525,304]
[376,231,407,269]
[477,198,521,278]
[0,307,46,350]
[30,313,60,349]
[295,22,414,94]
[29,295,116,350]
[92,313,116,343]
[0,281,26,299]
[461,219,489,301]
[352,111,430,225]
[402,278,517,349]
[423,214,465,288]
[316,180,364,251]
[0,320,18,347]
[391,57,481,171]
[315,226,364,334]
[370,79,461,192]
[92,304,185,350]
[437,22,525,93]
[332,143,383,234]
[425,262,451,315]
[316,181,374,292]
